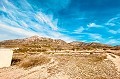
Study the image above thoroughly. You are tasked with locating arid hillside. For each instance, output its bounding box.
[0,36,119,53]
[0,36,72,53]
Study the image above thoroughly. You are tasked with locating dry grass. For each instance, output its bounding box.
[87,54,107,62]
[19,55,50,68]
[52,53,120,79]
[10,53,120,79]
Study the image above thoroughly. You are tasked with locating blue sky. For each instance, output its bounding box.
[0,0,120,45]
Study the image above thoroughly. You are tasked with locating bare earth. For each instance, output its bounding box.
[107,53,120,72]
[0,52,120,79]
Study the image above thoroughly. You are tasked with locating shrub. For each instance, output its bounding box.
[11,58,21,65]
[88,54,107,62]
[19,55,50,68]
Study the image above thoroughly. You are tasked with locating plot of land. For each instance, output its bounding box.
[0,52,120,79]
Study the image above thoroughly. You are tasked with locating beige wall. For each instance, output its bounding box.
[0,49,13,68]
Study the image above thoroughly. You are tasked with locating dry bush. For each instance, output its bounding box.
[19,55,50,68]
[11,57,21,65]
[11,53,28,65]
[88,54,107,62]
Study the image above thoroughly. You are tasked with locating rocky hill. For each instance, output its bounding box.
[69,41,112,50]
[0,36,118,53]
[0,36,72,53]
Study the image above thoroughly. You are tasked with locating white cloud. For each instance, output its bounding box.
[89,33,103,40]
[87,23,102,28]
[0,23,40,36]
[36,12,58,30]
[108,29,120,34]
[107,17,118,23]
[106,23,115,26]
[108,30,117,34]
[105,16,120,26]
[0,23,75,42]
[20,21,28,28]
[105,39,120,45]
[92,40,100,43]
[73,26,84,34]
[0,0,75,42]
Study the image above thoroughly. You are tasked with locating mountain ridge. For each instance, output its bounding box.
[0,36,118,52]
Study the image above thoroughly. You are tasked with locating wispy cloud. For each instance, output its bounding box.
[106,23,115,26]
[0,0,120,45]
[88,33,103,41]
[0,0,75,42]
[105,39,120,45]
[87,23,102,28]
[35,12,58,30]
[0,23,40,36]
[108,29,120,34]
[105,17,117,26]
[91,40,100,43]
[105,15,120,26]
[108,30,117,34]
[73,26,84,34]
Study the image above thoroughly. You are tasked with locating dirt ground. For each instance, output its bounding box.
[0,53,120,79]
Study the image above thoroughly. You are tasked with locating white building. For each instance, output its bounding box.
[0,49,13,68]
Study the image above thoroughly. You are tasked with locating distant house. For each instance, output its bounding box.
[0,49,13,68]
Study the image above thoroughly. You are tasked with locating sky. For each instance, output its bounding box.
[0,0,120,45]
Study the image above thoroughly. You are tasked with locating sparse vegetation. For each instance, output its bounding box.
[11,58,21,65]
[88,54,107,62]
[1,52,120,79]
[19,55,50,68]
[54,54,119,79]
[1,36,120,79]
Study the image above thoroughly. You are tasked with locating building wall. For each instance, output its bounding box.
[0,49,13,68]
